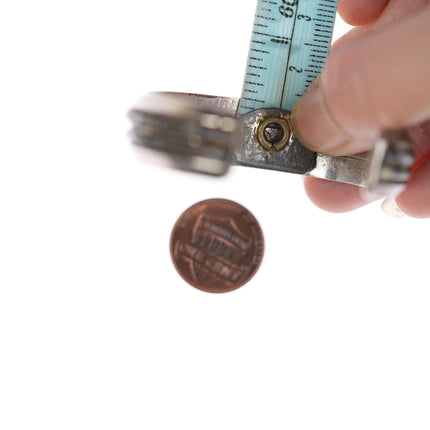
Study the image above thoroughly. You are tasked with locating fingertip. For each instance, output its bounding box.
[338,0,388,26]
[304,177,370,213]
[291,36,380,156]
[291,84,350,155]
[396,158,430,218]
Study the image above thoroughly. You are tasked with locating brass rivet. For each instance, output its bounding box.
[256,115,292,152]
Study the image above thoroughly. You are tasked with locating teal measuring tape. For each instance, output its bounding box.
[237,0,338,116]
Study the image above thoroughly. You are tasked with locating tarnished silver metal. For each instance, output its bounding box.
[367,130,415,197]
[307,153,370,186]
[129,92,414,196]
[128,92,238,176]
[235,108,317,175]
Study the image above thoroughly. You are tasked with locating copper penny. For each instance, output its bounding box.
[170,199,264,293]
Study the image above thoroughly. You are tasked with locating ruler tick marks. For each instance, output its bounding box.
[249,65,268,70]
[280,2,300,108]
[305,42,327,48]
[237,0,338,116]
[257,14,275,20]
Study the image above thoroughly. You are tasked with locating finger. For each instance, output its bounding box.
[396,158,430,218]
[408,120,430,164]
[338,0,389,25]
[304,121,430,215]
[374,0,430,28]
[395,122,430,218]
[303,177,369,213]
[305,164,430,217]
[292,7,430,156]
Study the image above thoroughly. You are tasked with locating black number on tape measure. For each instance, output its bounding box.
[280,6,294,18]
[279,0,298,18]
[289,66,303,73]
[298,14,312,21]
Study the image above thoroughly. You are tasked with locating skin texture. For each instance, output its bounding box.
[338,0,389,25]
[291,0,430,218]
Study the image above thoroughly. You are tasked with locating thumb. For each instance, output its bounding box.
[291,7,430,156]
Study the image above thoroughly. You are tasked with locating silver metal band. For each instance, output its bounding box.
[129,92,414,196]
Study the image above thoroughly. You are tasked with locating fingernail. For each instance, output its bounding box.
[381,198,405,218]
[291,84,348,155]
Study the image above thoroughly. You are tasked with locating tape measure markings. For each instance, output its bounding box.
[237,0,338,116]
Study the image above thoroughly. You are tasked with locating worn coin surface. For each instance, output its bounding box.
[170,199,264,293]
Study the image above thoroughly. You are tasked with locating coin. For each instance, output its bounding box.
[170,199,264,293]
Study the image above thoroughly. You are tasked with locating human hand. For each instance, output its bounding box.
[291,0,430,217]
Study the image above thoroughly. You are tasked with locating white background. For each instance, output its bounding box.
[1,1,429,429]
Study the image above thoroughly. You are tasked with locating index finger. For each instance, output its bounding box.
[338,0,389,25]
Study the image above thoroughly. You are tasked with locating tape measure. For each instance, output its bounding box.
[237,0,337,115]
[128,0,414,197]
